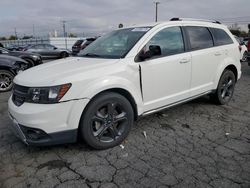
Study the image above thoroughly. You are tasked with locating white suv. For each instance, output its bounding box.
[8,18,241,149]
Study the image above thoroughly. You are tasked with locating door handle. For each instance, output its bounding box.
[179,58,190,64]
[214,52,222,56]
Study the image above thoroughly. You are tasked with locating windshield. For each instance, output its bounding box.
[78,27,151,59]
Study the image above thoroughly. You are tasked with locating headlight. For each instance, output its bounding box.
[27,83,71,104]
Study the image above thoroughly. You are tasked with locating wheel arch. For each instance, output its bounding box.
[214,62,239,89]
[0,66,16,75]
[86,88,139,120]
[22,57,34,67]
[224,64,238,82]
[74,88,139,142]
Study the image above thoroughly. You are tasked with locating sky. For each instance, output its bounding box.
[0,0,250,38]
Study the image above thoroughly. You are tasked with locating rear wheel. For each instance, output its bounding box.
[0,70,15,92]
[211,70,236,105]
[60,52,69,58]
[80,92,134,149]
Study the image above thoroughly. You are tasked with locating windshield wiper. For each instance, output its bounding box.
[83,53,100,57]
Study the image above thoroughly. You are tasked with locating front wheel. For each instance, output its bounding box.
[80,92,134,149]
[211,70,236,105]
[0,70,15,92]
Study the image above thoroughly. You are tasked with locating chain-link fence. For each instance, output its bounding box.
[0,37,82,50]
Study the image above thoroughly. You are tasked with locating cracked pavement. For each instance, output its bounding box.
[0,63,250,188]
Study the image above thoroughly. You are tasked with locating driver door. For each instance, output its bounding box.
[138,26,192,112]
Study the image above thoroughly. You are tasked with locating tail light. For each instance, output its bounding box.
[247,40,250,51]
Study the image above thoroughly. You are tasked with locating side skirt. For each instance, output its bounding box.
[142,90,213,116]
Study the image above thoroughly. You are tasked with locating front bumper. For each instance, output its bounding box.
[9,113,77,146]
[8,96,89,146]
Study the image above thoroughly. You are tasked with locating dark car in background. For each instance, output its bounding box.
[24,44,71,59]
[244,38,250,65]
[0,55,28,92]
[0,47,42,68]
[72,37,97,55]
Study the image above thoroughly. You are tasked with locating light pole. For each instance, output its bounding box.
[14,28,18,39]
[154,1,160,22]
[32,24,35,38]
[62,20,67,49]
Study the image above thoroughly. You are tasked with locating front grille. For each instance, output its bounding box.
[12,84,29,106]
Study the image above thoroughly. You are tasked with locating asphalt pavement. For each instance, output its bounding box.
[0,62,250,188]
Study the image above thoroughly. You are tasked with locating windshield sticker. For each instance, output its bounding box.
[131,27,151,32]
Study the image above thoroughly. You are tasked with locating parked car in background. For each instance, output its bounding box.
[0,47,42,67]
[24,44,71,59]
[243,37,250,45]
[72,38,97,55]
[244,38,250,64]
[0,55,28,92]
[8,19,241,149]
[235,36,248,62]
[5,44,20,51]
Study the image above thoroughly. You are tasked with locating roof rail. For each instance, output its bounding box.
[170,18,221,24]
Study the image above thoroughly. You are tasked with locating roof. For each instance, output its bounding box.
[123,18,226,30]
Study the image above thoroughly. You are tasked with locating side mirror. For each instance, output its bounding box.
[138,45,162,61]
[54,47,57,50]
[149,45,162,56]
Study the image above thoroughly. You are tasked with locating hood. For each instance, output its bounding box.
[14,57,119,86]
[0,55,27,65]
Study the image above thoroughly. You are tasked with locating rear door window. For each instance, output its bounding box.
[185,26,213,50]
[210,28,233,46]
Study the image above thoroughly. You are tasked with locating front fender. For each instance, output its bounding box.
[77,76,143,115]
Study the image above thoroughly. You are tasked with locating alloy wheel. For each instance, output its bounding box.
[219,74,234,102]
[0,71,14,92]
[91,102,128,143]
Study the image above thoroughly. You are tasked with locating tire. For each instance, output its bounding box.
[24,58,35,68]
[211,70,236,105]
[80,92,134,149]
[60,52,69,58]
[0,70,15,92]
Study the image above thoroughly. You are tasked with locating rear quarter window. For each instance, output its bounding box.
[210,28,233,46]
[185,26,214,50]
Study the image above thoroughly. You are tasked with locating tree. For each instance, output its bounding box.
[9,35,17,40]
[0,37,6,41]
[230,29,248,38]
[230,29,241,37]
[68,33,77,37]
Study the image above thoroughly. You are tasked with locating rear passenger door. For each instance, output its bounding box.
[184,26,219,96]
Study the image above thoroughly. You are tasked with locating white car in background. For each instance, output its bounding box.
[8,18,241,149]
[235,36,248,62]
